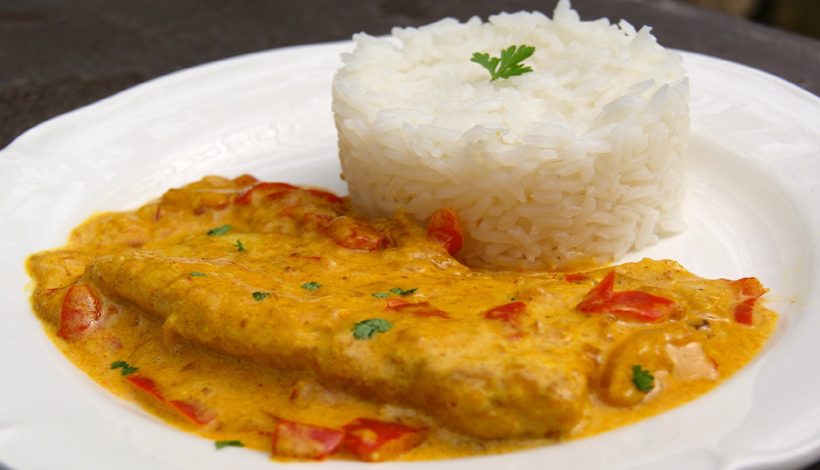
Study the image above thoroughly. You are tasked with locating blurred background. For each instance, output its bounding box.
[691,0,819,38]
[0,0,818,150]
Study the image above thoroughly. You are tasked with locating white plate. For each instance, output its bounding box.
[1,42,818,470]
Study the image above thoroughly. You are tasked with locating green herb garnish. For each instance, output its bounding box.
[235,239,246,252]
[301,282,322,291]
[631,365,655,392]
[214,440,245,450]
[110,360,139,376]
[372,288,417,298]
[190,272,207,277]
[471,44,535,81]
[252,291,269,301]
[352,318,393,340]
[207,224,232,236]
[389,287,417,296]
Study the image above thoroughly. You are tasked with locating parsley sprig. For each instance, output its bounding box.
[110,360,139,376]
[207,224,232,236]
[252,291,269,301]
[352,318,393,340]
[214,440,245,450]
[471,44,536,81]
[631,365,655,392]
[371,287,417,299]
[301,282,322,291]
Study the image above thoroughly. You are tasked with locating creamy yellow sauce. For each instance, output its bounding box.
[26,175,776,461]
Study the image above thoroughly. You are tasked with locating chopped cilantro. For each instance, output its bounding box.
[214,440,245,450]
[389,287,417,296]
[235,239,246,252]
[352,318,393,340]
[252,291,269,301]
[207,224,232,236]
[372,288,417,298]
[471,44,535,81]
[301,281,322,291]
[110,360,139,376]
[190,272,207,277]
[631,365,655,392]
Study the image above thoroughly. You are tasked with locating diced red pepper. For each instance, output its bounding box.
[126,375,215,425]
[728,277,767,325]
[234,182,298,205]
[385,298,448,318]
[580,270,616,303]
[484,301,527,326]
[564,273,588,282]
[342,418,426,462]
[734,300,759,325]
[324,216,385,251]
[577,271,676,322]
[426,209,463,255]
[271,418,345,460]
[58,283,103,341]
[126,374,165,402]
[168,399,216,425]
[599,290,676,321]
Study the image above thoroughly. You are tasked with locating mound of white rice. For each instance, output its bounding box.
[332,0,688,270]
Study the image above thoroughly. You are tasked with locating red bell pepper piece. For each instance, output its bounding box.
[324,216,385,251]
[564,273,588,282]
[342,418,426,462]
[385,298,449,318]
[484,301,526,326]
[168,399,216,425]
[126,374,165,402]
[234,182,298,205]
[126,375,215,425]
[577,271,676,322]
[58,283,103,341]
[271,418,345,460]
[729,277,767,325]
[426,209,463,255]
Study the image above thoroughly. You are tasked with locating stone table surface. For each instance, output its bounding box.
[0,0,818,468]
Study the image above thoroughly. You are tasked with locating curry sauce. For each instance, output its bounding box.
[26,175,776,462]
